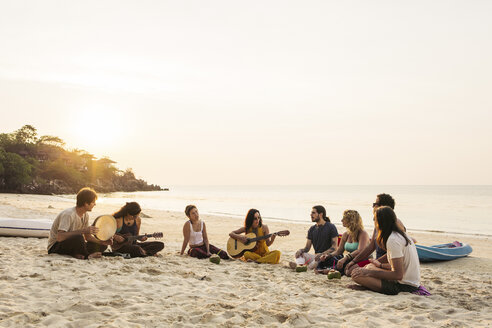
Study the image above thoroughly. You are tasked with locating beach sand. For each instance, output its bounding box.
[0,193,491,327]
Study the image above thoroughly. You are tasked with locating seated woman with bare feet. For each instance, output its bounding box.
[180,205,230,260]
[229,209,281,264]
[316,210,370,274]
[112,202,164,257]
[350,206,420,295]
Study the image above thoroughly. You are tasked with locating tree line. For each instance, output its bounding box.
[0,125,162,194]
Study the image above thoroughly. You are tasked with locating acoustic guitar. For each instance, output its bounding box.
[227,230,290,258]
[112,232,163,251]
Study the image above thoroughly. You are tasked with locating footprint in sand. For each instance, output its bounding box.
[428,311,447,321]
[166,260,180,265]
[275,313,288,323]
[139,267,163,276]
[218,303,235,309]
[431,277,443,285]
[342,308,363,315]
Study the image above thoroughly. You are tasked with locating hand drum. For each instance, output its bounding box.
[92,215,117,241]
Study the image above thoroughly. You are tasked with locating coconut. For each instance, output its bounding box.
[327,269,341,279]
[209,254,221,264]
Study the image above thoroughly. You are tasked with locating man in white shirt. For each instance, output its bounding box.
[47,187,112,259]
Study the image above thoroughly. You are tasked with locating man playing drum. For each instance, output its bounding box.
[47,187,113,259]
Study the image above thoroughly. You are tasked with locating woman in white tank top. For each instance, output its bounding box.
[180,205,230,260]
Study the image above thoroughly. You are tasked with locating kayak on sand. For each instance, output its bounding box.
[0,218,52,238]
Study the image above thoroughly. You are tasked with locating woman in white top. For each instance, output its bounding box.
[180,205,230,260]
[351,206,420,295]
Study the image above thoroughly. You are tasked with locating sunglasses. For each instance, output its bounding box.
[372,203,380,207]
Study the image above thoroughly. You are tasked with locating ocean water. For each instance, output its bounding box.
[74,185,492,237]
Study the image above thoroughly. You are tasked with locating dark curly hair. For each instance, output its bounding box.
[376,193,395,209]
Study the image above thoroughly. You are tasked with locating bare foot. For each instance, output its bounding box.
[74,254,85,260]
[289,261,297,269]
[308,261,319,270]
[88,252,102,259]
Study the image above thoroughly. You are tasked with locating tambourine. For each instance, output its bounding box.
[92,215,117,241]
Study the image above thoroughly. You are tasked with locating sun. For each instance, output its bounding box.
[67,105,123,154]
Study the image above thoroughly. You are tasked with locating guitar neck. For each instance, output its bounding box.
[127,233,152,241]
[248,233,273,243]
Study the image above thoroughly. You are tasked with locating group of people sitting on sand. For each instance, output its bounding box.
[47,188,164,260]
[48,187,421,295]
[288,193,421,295]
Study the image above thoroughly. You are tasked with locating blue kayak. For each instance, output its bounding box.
[416,241,472,262]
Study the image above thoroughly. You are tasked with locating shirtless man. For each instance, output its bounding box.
[47,187,112,259]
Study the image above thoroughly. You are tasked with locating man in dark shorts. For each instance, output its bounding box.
[47,187,113,259]
[289,205,338,270]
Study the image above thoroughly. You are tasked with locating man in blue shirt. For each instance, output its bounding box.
[289,205,339,270]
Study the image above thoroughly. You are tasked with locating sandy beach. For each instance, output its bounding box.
[0,193,491,327]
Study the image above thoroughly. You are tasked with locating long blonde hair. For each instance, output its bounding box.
[343,210,364,241]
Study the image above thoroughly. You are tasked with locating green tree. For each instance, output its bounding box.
[0,149,33,191]
[0,125,161,193]
[39,159,85,187]
[38,135,65,147]
[14,125,38,144]
[0,133,14,151]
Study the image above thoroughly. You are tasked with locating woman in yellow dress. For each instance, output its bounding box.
[229,209,281,264]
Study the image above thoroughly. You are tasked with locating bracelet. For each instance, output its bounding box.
[346,254,353,261]
[379,262,383,269]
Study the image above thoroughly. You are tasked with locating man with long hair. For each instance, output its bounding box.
[289,205,339,270]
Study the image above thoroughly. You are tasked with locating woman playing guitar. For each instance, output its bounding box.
[228,209,281,264]
[112,202,164,257]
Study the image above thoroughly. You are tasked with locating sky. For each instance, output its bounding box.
[0,0,491,186]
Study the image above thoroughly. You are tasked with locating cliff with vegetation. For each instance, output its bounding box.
[0,125,163,194]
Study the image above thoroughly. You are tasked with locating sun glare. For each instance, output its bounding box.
[68,106,123,154]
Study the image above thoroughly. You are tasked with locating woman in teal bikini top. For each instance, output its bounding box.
[344,241,359,253]
[318,210,370,272]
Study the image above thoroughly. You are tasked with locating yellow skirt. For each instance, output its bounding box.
[243,250,281,264]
